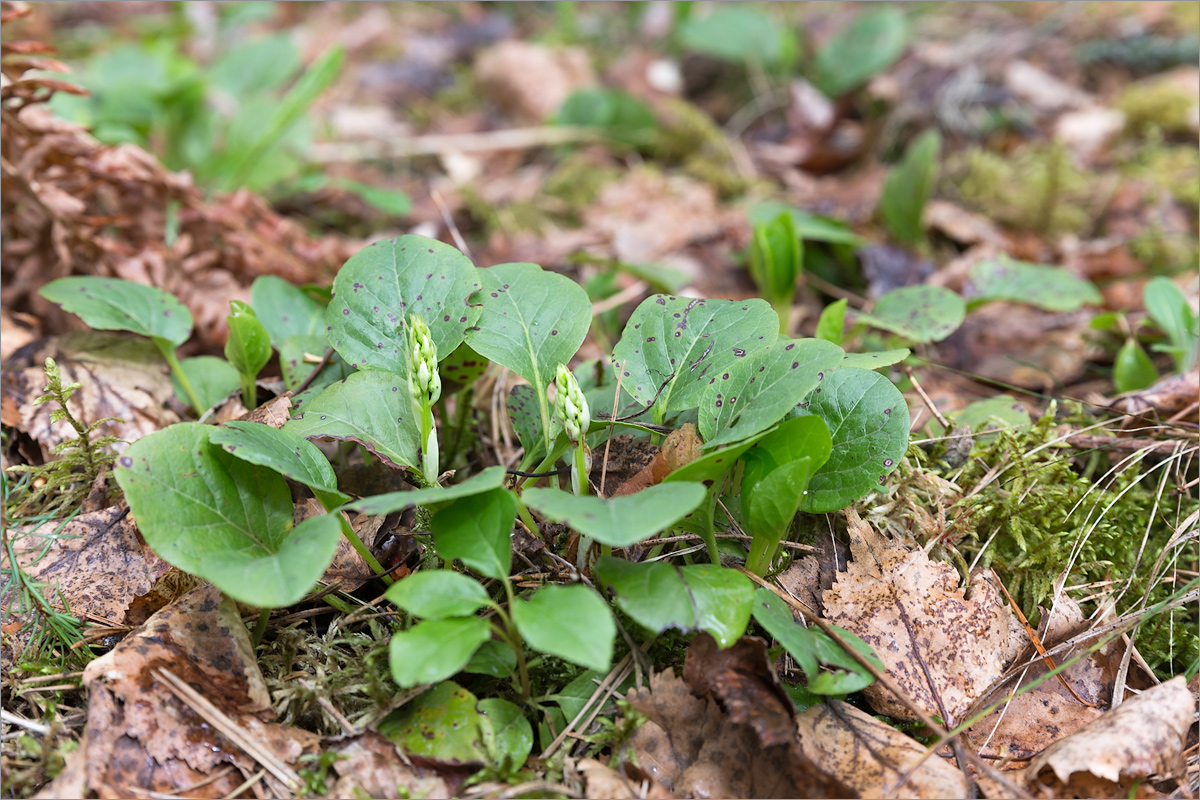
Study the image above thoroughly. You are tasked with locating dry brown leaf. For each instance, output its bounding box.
[324,731,452,799]
[822,509,1024,725]
[1020,676,1194,798]
[0,306,39,361]
[2,505,172,668]
[938,303,1100,392]
[611,423,702,497]
[296,498,387,591]
[1110,370,1200,424]
[39,585,317,799]
[586,169,736,265]
[474,41,594,122]
[682,634,796,748]
[796,700,968,799]
[578,757,676,800]
[1,332,180,459]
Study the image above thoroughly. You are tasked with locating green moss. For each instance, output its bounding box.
[1127,144,1200,210]
[946,408,1198,677]
[542,152,621,224]
[1116,79,1197,138]
[651,97,751,198]
[948,142,1103,236]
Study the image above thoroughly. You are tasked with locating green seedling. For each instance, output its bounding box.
[738,416,831,575]
[1114,336,1159,394]
[879,129,941,248]
[224,300,271,410]
[1144,276,1199,374]
[815,299,848,345]
[39,277,206,415]
[748,212,803,334]
[813,6,909,97]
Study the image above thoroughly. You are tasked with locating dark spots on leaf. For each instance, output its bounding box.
[392,386,398,392]
[792,362,799,369]
[551,329,558,336]
[460,316,467,322]
[674,331,681,337]
[120,456,132,467]
[373,306,380,313]
[656,298,666,306]
[426,273,433,279]
[443,314,450,321]
[730,396,737,404]
[733,348,746,357]
[884,458,894,467]
[817,372,824,380]
[722,372,730,380]
[490,292,499,298]
[785,343,795,351]
[879,476,887,485]
[163,310,173,317]
[320,415,327,420]
[623,371,630,377]
[342,309,350,315]
[884,408,892,416]
[673,313,681,318]
[647,336,656,342]
[669,358,676,365]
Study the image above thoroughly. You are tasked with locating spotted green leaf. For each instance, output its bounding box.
[284,370,420,472]
[325,234,481,373]
[40,276,193,347]
[699,336,844,447]
[793,368,909,512]
[858,285,964,344]
[210,420,349,507]
[612,295,778,424]
[113,423,341,608]
[465,262,591,452]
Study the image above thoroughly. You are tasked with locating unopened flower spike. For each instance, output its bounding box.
[407,313,441,486]
[553,364,592,499]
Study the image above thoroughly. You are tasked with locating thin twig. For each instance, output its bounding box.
[600,360,627,497]
[308,126,600,163]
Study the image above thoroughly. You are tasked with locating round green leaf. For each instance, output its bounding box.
[478,698,533,771]
[595,558,754,648]
[114,423,341,607]
[348,466,508,516]
[431,487,516,581]
[389,617,492,689]
[511,584,614,672]
[700,337,844,447]
[677,5,789,65]
[612,295,778,422]
[464,262,591,451]
[815,6,909,96]
[209,420,348,506]
[522,482,707,548]
[386,571,491,620]
[965,257,1102,312]
[250,276,326,348]
[378,681,489,764]
[283,370,420,472]
[326,234,481,373]
[859,285,964,344]
[794,368,910,513]
[40,276,193,346]
[172,356,240,411]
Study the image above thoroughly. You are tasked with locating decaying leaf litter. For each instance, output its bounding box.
[2,2,1197,798]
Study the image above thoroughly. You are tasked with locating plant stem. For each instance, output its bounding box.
[250,608,271,647]
[336,514,392,585]
[239,370,258,411]
[419,402,438,487]
[500,580,532,701]
[155,339,203,415]
[515,497,541,540]
[745,531,780,577]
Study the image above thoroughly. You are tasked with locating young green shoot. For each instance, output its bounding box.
[224,300,272,410]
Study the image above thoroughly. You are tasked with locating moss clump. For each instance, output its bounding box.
[946,408,1198,677]
[948,142,1106,236]
[542,151,621,224]
[1116,78,1198,138]
[651,97,751,198]
[1127,144,1200,210]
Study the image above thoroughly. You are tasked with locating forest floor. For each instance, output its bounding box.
[1,2,1197,799]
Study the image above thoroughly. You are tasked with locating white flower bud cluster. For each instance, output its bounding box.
[406,313,441,406]
[553,363,590,444]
